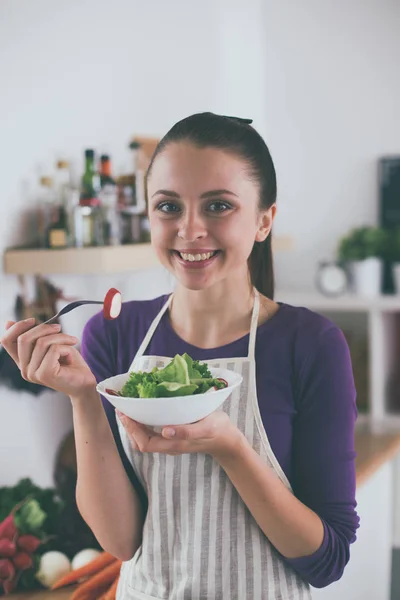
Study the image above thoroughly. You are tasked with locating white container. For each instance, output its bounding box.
[97,367,243,426]
[392,263,400,294]
[350,257,382,297]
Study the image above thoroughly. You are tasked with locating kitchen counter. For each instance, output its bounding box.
[355,427,400,487]
[9,588,78,599]
[9,428,400,599]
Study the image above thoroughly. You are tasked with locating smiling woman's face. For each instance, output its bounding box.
[147,142,274,292]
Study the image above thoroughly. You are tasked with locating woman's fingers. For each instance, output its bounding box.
[27,333,79,382]
[0,318,36,366]
[35,343,75,385]
[116,413,185,454]
[18,323,65,379]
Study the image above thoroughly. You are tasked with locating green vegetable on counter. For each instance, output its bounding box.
[14,499,46,535]
[120,353,227,398]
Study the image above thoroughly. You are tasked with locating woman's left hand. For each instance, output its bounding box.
[116,409,245,461]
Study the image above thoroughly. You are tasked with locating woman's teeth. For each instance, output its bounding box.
[178,251,216,262]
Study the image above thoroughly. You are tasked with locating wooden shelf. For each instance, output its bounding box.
[3,235,294,276]
[3,244,159,275]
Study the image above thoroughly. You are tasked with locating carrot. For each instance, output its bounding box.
[51,551,117,589]
[70,560,122,600]
[99,576,120,600]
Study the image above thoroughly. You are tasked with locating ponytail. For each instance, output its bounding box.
[249,234,274,299]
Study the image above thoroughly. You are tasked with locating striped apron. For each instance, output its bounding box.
[116,289,312,599]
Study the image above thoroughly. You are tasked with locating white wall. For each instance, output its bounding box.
[1,0,399,487]
[265,0,400,291]
[0,0,269,485]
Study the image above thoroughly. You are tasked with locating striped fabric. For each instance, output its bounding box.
[116,292,311,600]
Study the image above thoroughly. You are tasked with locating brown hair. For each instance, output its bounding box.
[146,112,277,298]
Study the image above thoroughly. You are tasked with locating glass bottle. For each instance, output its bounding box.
[80,149,101,204]
[73,149,104,247]
[54,160,71,206]
[47,204,69,249]
[54,159,75,246]
[99,155,120,245]
[37,176,56,248]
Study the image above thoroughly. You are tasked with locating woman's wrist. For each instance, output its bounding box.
[69,387,101,410]
[210,423,249,464]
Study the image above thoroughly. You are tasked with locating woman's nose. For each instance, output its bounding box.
[177,211,207,242]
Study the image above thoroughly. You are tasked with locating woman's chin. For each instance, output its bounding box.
[176,276,214,291]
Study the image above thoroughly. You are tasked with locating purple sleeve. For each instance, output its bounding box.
[284,326,360,588]
[80,312,148,510]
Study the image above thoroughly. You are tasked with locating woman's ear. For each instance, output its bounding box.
[255,204,276,242]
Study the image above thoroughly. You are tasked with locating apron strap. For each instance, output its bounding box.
[248,288,260,362]
[132,294,173,364]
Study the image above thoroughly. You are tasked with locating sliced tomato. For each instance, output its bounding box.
[105,388,122,396]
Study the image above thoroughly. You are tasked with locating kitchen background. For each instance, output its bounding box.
[1,0,400,598]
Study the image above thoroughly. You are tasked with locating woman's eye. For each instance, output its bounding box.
[207,201,232,213]
[156,202,181,214]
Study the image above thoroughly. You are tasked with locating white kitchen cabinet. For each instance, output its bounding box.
[312,461,393,600]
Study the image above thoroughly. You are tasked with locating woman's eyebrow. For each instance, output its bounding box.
[152,189,238,199]
[152,189,180,199]
[200,189,239,199]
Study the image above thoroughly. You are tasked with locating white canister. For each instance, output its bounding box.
[350,257,382,296]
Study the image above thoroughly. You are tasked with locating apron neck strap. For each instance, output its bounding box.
[132,294,173,364]
[132,288,260,365]
[248,288,260,362]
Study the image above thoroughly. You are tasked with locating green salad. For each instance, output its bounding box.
[120,353,228,398]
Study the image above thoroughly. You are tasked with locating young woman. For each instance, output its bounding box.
[1,113,359,599]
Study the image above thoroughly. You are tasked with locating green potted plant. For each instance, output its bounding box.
[337,226,390,296]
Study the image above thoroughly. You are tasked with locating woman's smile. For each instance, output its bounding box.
[171,249,222,269]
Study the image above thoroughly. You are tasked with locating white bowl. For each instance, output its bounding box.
[96,367,243,426]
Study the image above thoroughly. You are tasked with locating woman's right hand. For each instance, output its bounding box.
[0,318,97,399]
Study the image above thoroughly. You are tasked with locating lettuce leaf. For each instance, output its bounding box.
[121,370,159,398]
[155,382,198,397]
[157,354,190,384]
[119,354,225,398]
[182,353,212,379]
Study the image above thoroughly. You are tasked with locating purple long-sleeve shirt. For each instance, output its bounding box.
[81,294,359,589]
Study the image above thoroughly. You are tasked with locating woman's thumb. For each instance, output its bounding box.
[5,321,16,330]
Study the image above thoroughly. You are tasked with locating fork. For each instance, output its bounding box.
[43,300,104,325]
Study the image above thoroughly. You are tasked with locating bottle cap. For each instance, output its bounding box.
[40,176,53,187]
[56,160,69,169]
[85,149,95,158]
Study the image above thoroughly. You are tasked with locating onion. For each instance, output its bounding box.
[35,551,71,588]
[71,548,102,572]
[103,288,122,320]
